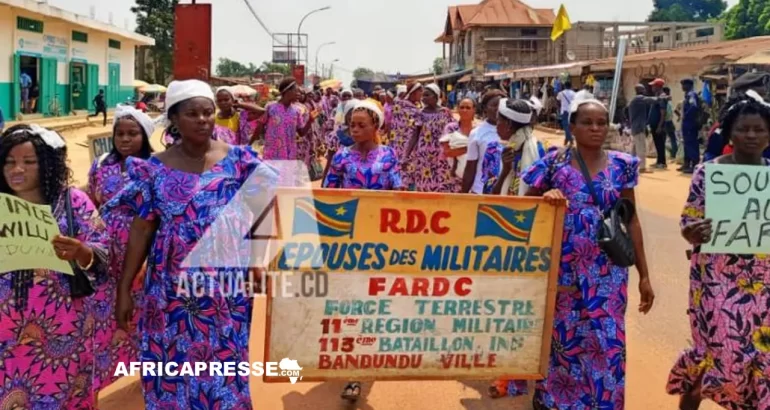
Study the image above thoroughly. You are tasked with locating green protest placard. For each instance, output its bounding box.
[0,193,74,275]
[704,163,770,254]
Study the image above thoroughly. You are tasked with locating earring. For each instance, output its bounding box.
[170,125,179,135]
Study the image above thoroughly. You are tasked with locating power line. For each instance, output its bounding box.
[240,0,286,45]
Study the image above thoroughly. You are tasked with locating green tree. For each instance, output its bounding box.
[432,57,445,75]
[216,58,257,77]
[648,0,727,21]
[257,62,291,75]
[131,0,179,83]
[723,0,770,39]
[353,67,375,80]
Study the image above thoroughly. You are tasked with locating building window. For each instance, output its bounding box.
[17,17,44,33]
[653,35,664,44]
[109,39,121,49]
[466,33,472,56]
[696,27,715,38]
[521,28,538,37]
[72,31,88,43]
[676,33,682,41]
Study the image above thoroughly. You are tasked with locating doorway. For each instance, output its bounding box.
[19,56,39,114]
[70,62,87,110]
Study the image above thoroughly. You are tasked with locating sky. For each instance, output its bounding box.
[49,0,740,85]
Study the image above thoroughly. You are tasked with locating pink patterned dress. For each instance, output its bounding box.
[86,154,142,391]
[162,126,237,146]
[262,102,305,161]
[0,188,108,410]
[386,98,421,157]
[667,160,770,409]
[323,145,402,190]
[410,109,460,192]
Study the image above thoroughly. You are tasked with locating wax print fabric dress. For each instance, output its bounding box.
[215,110,254,145]
[86,154,142,391]
[0,188,108,410]
[163,126,236,146]
[104,146,277,410]
[666,160,770,410]
[479,140,504,194]
[323,145,402,190]
[410,109,460,192]
[262,102,304,161]
[386,98,421,158]
[513,150,640,409]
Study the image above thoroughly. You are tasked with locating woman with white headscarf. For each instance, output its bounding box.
[105,79,278,409]
[162,85,238,147]
[87,104,155,391]
[403,83,460,192]
[387,82,424,164]
[214,86,264,145]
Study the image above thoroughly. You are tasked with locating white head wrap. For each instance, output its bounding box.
[216,86,234,97]
[426,84,442,98]
[396,85,407,95]
[405,83,423,99]
[498,99,533,124]
[527,96,543,115]
[352,99,385,129]
[157,80,215,128]
[340,89,353,97]
[11,124,65,149]
[114,104,156,139]
[569,97,608,122]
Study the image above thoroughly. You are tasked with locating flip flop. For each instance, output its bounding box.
[341,382,361,401]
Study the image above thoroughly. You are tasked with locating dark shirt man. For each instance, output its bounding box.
[89,90,107,126]
[627,84,651,172]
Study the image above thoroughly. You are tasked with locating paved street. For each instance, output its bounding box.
[51,126,721,409]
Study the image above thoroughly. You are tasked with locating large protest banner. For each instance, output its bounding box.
[704,164,770,254]
[264,189,565,382]
[0,193,73,275]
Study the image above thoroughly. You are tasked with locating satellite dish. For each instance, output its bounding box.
[566,50,576,61]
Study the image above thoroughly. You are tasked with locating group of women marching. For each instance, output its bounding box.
[2,73,770,410]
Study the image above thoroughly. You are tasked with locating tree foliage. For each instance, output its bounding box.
[432,57,445,75]
[723,0,770,39]
[131,0,178,83]
[648,0,726,21]
[216,58,257,77]
[353,67,375,80]
[257,62,291,76]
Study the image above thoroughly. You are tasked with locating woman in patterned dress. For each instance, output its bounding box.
[403,84,459,192]
[387,83,423,171]
[253,78,313,162]
[109,80,277,409]
[86,105,155,393]
[461,90,506,194]
[516,99,655,409]
[214,87,264,145]
[440,97,477,180]
[668,95,770,410]
[0,124,109,410]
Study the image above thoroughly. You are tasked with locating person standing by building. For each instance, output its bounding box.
[89,89,108,126]
[680,79,701,174]
[627,84,652,173]
[556,81,576,144]
[20,71,31,114]
[575,83,594,101]
[648,78,668,169]
[662,86,679,160]
[448,87,457,109]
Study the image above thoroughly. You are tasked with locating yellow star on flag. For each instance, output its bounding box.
[515,213,526,223]
[335,206,347,216]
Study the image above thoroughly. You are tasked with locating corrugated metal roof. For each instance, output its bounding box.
[590,36,770,70]
[465,0,555,27]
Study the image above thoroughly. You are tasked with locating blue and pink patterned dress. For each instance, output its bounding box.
[0,188,108,410]
[513,150,640,409]
[261,102,305,161]
[86,154,142,391]
[104,146,277,409]
[323,145,402,190]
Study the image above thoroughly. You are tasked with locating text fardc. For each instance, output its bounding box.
[114,361,294,378]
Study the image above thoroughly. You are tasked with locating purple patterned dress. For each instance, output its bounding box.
[667,160,770,409]
[512,150,640,409]
[162,126,236,146]
[103,146,277,409]
[215,110,254,145]
[86,154,142,391]
[410,109,460,192]
[479,141,503,195]
[262,102,305,161]
[386,98,421,157]
[323,145,402,190]
[0,188,108,410]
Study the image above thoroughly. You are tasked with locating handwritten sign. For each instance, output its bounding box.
[43,35,68,62]
[704,164,770,254]
[264,189,564,382]
[88,132,113,163]
[0,193,73,275]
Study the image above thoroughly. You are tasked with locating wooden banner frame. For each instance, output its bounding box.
[263,188,565,383]
[87,131,113,163]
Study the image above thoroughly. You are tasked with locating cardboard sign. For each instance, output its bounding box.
[264,189,564,382]
[0,193,73,275]
[704,164,770,254]
[87,132,113,163]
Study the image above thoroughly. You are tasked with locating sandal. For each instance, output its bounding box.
[341,382,361,401]
[487,380,507,399]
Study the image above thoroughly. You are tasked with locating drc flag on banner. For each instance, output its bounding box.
[474,204,537,243]
[292,197,359,238]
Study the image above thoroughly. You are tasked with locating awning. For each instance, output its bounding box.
[732,50,770,65]
[512,61,588,80]
[411,69,473,84]
[485,70,513,80]
[458,74,472,83]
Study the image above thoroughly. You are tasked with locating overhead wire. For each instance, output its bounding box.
[240,0,286,45]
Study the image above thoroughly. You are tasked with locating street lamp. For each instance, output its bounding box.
[328,59,340,78]
[315,41,336,76]
[297,6,331,64]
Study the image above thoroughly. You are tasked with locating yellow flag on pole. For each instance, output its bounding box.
[551,4,572,41]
